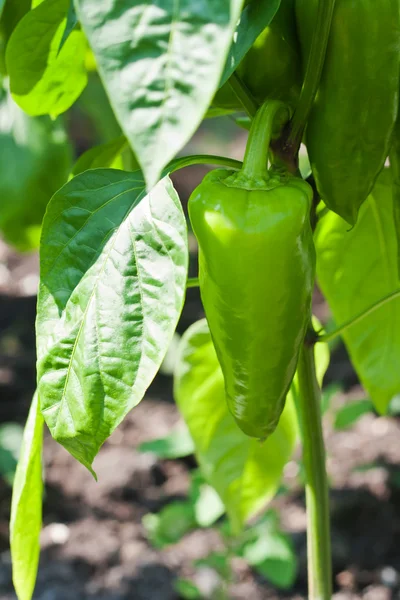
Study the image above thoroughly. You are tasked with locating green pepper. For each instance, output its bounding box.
[296,0,400,226]
[213,0,301,111]
[188,101,315,438]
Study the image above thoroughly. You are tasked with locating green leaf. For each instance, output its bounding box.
[240,513,297,590]
[37,169,188,473]
[143,501,196,548]
[221,0,280,85]
[6,0,87,117]
[0,423,24,485]
[253,544,297,589]
[138,426,195,459]
[71,136,129,177]
[174,579,202,600]
[0,0,31,43]
[321,382,342,415]
[205,106,236,119]
[74,0,244,188]
[315,169,400,413]
[58,0,78,54]
[195,552,232,581]
[194,483,225,528]
[174,319,298,533]
[10,393,44,600]
[0,87,72,251]
[334,399,374,430]
[0,0,6,20]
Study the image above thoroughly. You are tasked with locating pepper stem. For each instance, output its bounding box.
[296,336,332,600]
[240,101,291,181]
[286,0,336,154]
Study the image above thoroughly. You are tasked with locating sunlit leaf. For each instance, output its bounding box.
[6,0,87,117]
[10,393,44,600]
[174,319,298,533]
[315,169,400,413]
[37,169,188,473]
[74,0,244,188]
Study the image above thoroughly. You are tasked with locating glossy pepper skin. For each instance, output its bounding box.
[213,0,301,111]
[189,103,315,438]
[296,0,400,226]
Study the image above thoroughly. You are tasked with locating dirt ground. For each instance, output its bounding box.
[1,233,400,600]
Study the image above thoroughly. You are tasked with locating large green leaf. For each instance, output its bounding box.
[0,0,31,44]
[0,0,6,20]
[74,0,244,189]
[174,319,298,533]
[221,0,280,85]
[10,393,44,600]
[0,87,72,251]
[37,169,188,473]
[6,0,87,117]
[315,169,400,413]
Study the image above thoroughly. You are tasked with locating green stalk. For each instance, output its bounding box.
[167,154,242,176]
[228,71,259,118]
[239,100,290,182]
[297,337,332,600]
[287,0,336,154]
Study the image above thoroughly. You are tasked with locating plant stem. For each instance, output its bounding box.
[286,0,336,155]
[317,288,400,344]
[296,337,332,600]
[240,101,290,181]
[228,72,259,118]
[168,154,242,176]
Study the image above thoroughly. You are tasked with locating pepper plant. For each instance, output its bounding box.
[2,0,400,599]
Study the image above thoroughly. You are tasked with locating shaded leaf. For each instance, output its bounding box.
[321,382,342,415]
[315,169,400,413]
[334,399,374,430]
[37,169,188,473]
[254,545,297,589]
[71,135,128,177]
[58,0,78,54]
[0,0,31,43]
[6,0,87,117]
[138,426,194,459]
[240,512,297,589]
[174,319,298,533]
[74,0,244,188]
[0,86,72,251]
[143,502,196,548]
[221,0,280,85]
[174,579,202,600]
[10,393,44,600]
[0,423,24,485]
[195,552,232,581]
